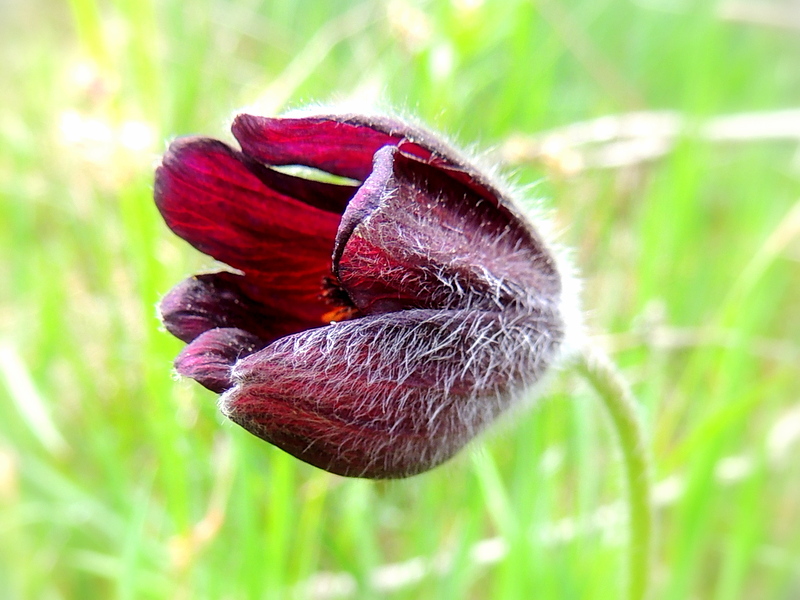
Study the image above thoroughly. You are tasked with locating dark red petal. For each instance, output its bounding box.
[232,114,406,180]
[220,308,562,478]
[159,272,315,344]
[333,146,561,315]
[232,113,519,217]
[155,137,341,322]
[175,327,266,393]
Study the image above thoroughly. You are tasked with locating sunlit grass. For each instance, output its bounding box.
[1,0,798,598]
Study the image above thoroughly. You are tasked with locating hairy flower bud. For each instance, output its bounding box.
[156,112,571,478]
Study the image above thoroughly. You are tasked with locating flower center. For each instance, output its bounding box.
[319,275,359,323]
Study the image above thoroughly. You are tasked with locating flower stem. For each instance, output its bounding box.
[575,346,654,600]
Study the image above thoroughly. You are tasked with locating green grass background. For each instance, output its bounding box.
[1,0,798,598]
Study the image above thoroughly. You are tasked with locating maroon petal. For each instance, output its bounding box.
[155,137,341,323]
[232,113,520,218]
[232,114,408,181]
[175,327,267,393]
[159,272,316,344]
[333,146,561,315]
[220,307,562,478]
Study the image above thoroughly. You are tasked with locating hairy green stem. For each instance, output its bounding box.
[576,346,654,600]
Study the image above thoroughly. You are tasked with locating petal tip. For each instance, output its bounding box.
[174,327,266,393]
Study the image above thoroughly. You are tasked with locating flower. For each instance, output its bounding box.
[156,112,567,478]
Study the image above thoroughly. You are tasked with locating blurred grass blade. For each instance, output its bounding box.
[0,343,68,456]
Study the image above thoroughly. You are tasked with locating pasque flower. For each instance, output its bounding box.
[156,112,568,478]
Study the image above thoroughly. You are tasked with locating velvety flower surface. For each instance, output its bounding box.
[156,112,565,478]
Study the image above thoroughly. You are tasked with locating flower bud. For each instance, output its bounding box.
[156,112,570,478]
